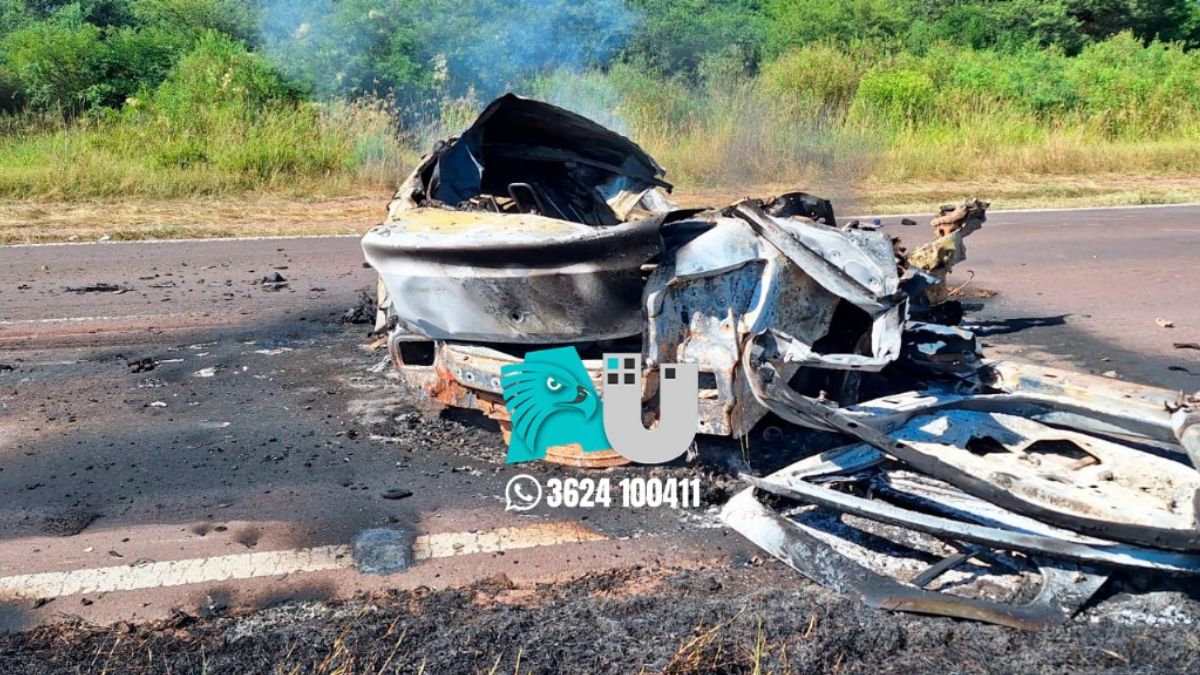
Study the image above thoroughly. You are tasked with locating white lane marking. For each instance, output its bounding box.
[0,314,177,326]
[4,234,363,249]
[1,547,348,601]
[0,522,606,601]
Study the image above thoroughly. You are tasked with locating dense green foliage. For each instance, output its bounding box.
[752,34,1200,136]
[2,0,1200,198]
[4,0,1200,113]
[762,0,1200,57]
[0,0,260,111]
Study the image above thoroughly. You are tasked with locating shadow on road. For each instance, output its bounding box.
[968,314,1070,336]
[0,317,461,550]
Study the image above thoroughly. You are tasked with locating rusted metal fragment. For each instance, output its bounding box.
[931,197,989,238]
[494,419,629,467]
[907,232,967,277]
[906,198,988,310]
[543,443,630,468]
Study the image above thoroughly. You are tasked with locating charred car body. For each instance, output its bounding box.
[362,95,1200,627]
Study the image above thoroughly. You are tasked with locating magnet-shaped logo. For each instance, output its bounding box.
[601,354,699,464]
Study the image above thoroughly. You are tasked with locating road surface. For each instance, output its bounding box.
[0,203,1197,632]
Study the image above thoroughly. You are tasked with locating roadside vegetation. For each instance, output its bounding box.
[3,0,1200,212]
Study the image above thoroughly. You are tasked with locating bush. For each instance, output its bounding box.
[149,31,301,123]
[1,19,107,111]
[850,67,936,126]
[760,44,870,111]
[1067,32,1200,134]
[924,43,1077,117]
[99,26,187,107]
[0,4,224,113]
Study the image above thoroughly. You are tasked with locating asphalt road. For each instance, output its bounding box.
[937,204,1200,387]
[0,203,1198,633]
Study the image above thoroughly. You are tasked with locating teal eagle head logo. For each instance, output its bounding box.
[500,346,611,463]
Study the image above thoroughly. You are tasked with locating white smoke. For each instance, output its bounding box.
[261,0,641,112]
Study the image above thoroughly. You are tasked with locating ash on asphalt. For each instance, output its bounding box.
[3,565,1199,674]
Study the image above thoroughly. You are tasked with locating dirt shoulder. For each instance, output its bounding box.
[0,194,386,245]
[4,175,1200,245]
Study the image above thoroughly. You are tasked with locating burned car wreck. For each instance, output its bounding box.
[362,94,1200,628]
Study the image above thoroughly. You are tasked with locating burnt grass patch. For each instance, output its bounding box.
[3,564,1199,674]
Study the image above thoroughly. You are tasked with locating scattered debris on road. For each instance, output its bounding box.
[356,95,1200,629]
[126,357,156,373]
[1157,317,1176,328]
[41,509,100,537]
[64,282,130,293]
[353,528,416,574]
[1175,342,1200,351]
[339,290,376,325]
[259,272,288,291]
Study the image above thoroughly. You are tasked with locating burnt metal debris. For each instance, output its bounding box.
[361,94,1200,626]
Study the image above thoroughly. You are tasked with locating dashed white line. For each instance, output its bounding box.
[0,314,175,326]
[0,546,348,601]
[0,522,606,601]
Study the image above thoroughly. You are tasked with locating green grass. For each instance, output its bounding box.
[0,98,417,199]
